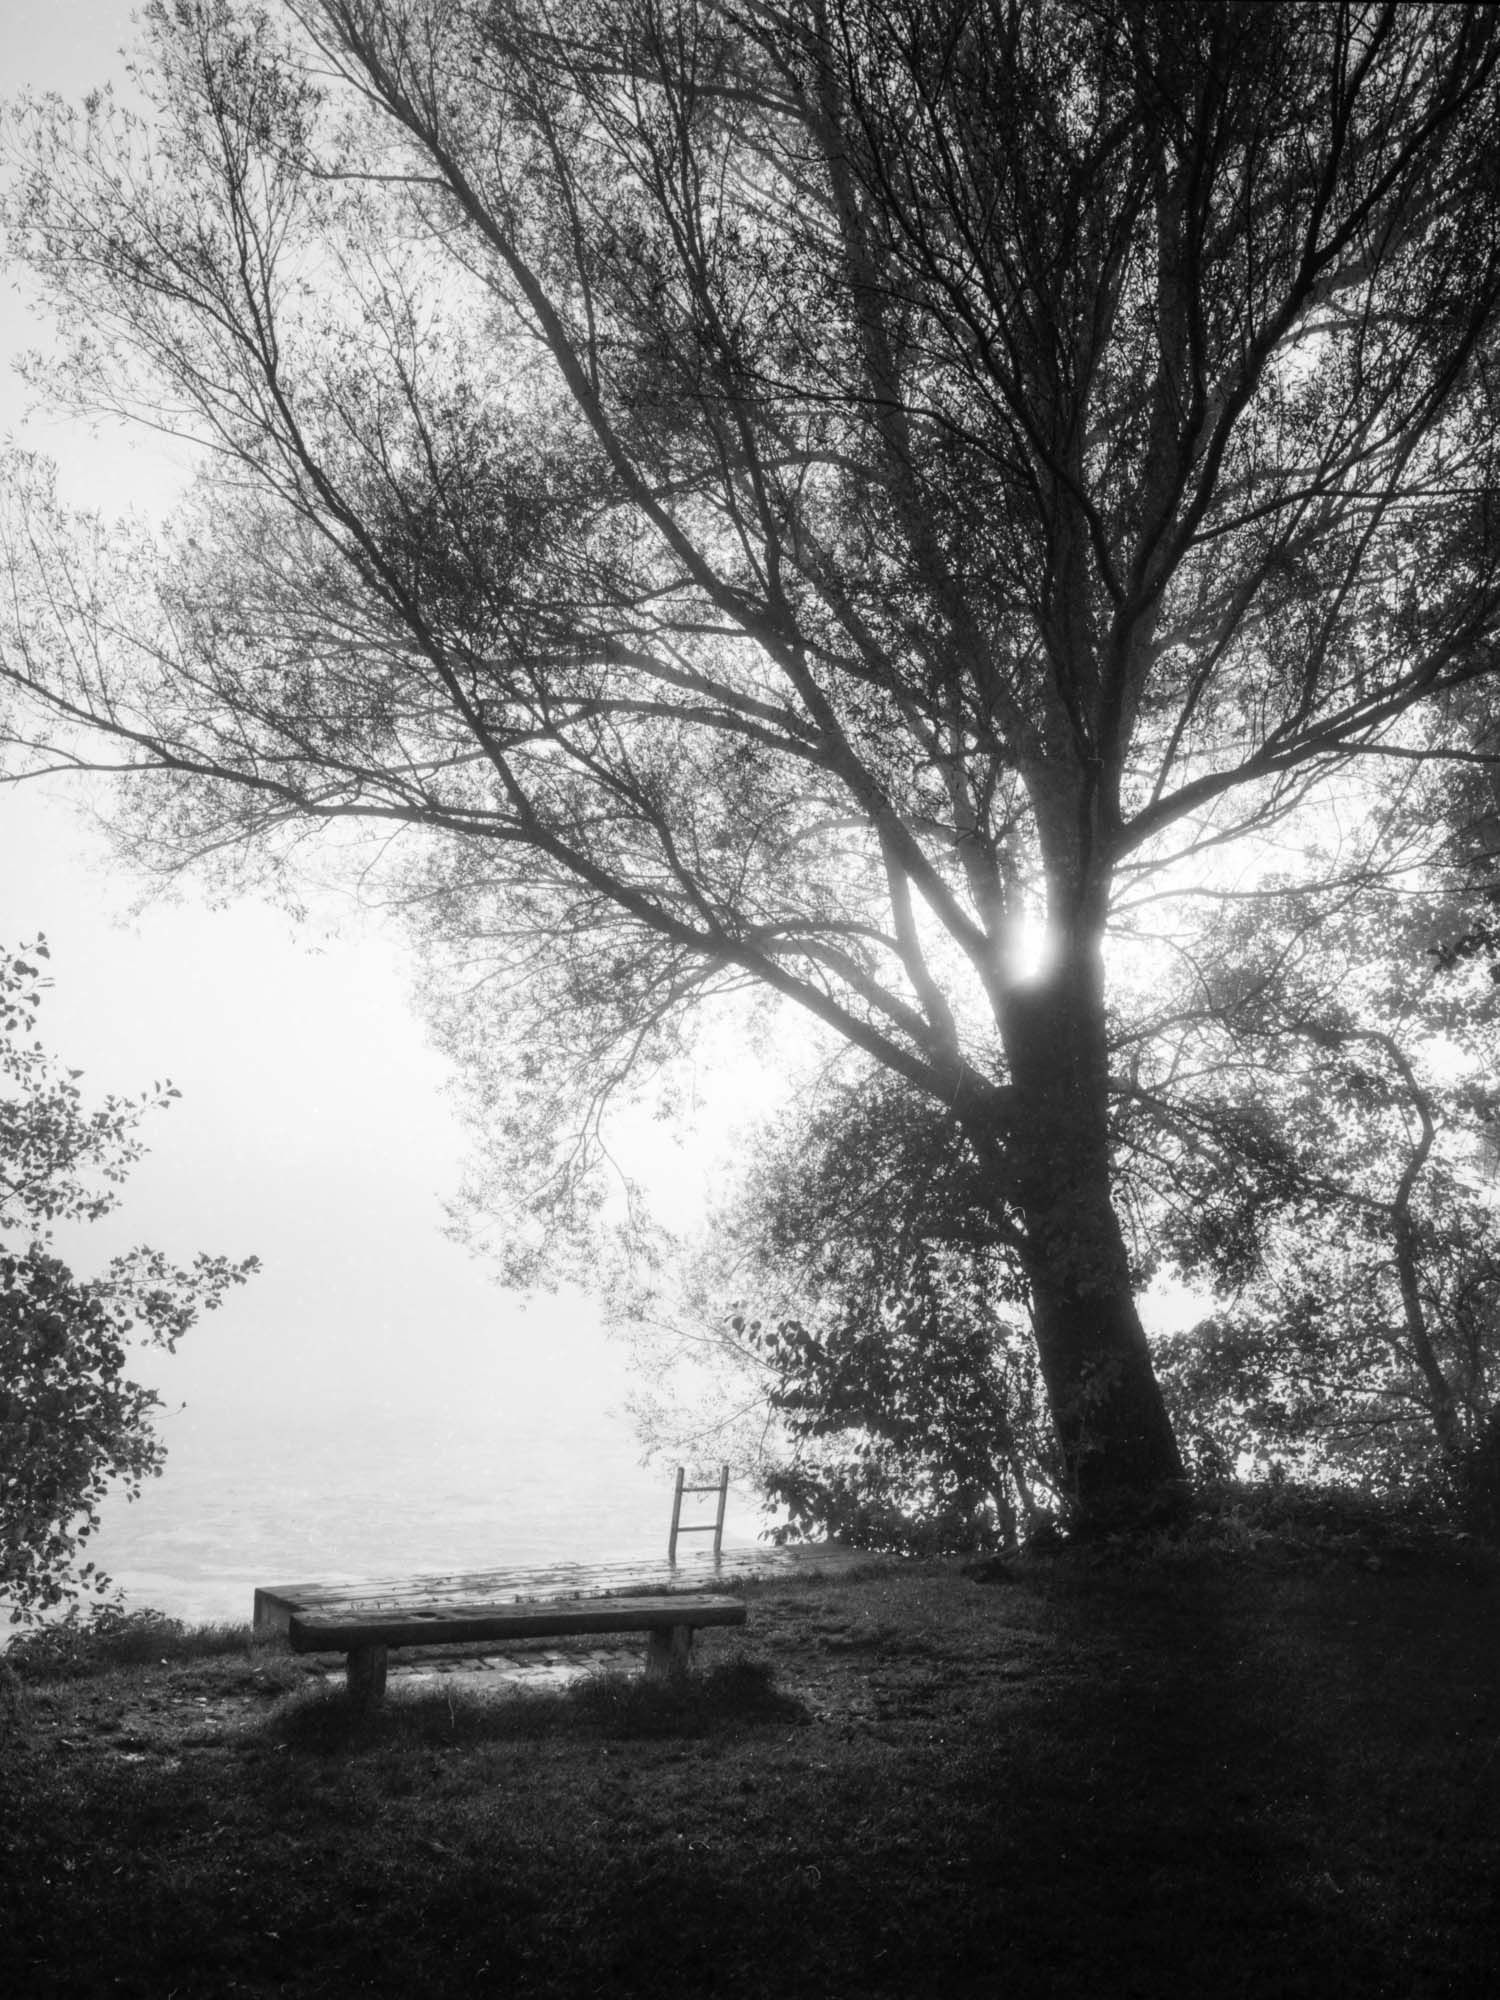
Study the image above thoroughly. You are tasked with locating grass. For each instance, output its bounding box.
[3,1526,1499,1998]
[4,1607,262,1678]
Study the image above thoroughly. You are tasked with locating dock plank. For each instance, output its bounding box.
[253,1543,874,1635]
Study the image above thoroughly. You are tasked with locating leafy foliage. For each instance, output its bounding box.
[0,939,257,1621]
[1121,860,1500,1510]
[747,1251,1052,1554]
[638,1068,1056,1550]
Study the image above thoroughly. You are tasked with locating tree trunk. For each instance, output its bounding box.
[992,956,1188,1532]
[1463,1405,1500,1541]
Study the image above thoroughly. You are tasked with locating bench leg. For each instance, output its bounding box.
[347,1644,389,1708]
[645,1625,693,1682]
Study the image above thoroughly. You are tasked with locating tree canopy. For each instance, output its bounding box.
[4,1,1500,1525]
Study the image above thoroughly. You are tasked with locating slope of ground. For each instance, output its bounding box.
[3,1535,1497,1997]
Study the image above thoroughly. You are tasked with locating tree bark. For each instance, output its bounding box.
[991,955,1188,1532]
[1376,1032,1466,1473]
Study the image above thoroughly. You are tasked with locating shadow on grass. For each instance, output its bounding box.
[9,1555,1496,2000]
[899,1550,1500,1999]
[947,1560,1326,1992]
[514,1561,1367,2000]
[265,1654,808,1754]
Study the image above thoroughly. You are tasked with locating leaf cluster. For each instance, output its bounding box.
[0,938,258,1622]
[742,1241,1053,1553]
[1119,845,1500,1497]
[690,1065,1053,1549]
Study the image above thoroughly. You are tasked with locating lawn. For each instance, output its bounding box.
[3,1527,1498,1998]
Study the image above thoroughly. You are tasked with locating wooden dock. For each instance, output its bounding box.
[252,1542,879,1637]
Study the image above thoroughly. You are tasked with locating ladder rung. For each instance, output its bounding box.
[668,1465,729,1565]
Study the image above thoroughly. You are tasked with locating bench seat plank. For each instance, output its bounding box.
[287,1592,746,1656]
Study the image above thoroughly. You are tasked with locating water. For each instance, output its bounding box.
[77,1398,763,1628]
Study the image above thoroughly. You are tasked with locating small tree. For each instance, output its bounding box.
[748,1252,1053,1553]
[0,938,257,1621]
[1128,868,1500,1507]
[629,1067,1057,1548]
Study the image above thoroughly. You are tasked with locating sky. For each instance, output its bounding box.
[0,5,699,1496]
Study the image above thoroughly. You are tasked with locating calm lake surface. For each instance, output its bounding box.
[81,1398,764,1627]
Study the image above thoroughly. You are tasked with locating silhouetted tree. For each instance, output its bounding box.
[6,2,1500,1524]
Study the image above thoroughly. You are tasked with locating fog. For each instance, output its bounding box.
[1,5,755,1615]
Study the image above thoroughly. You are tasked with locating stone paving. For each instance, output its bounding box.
[385,1644,643,1691]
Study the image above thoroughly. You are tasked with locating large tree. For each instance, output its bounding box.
[5,0,1500,1525]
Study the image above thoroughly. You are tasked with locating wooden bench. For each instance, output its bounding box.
[286,1593,748,1707]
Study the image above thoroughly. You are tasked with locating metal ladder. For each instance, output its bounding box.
[667,1464,729,1564]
